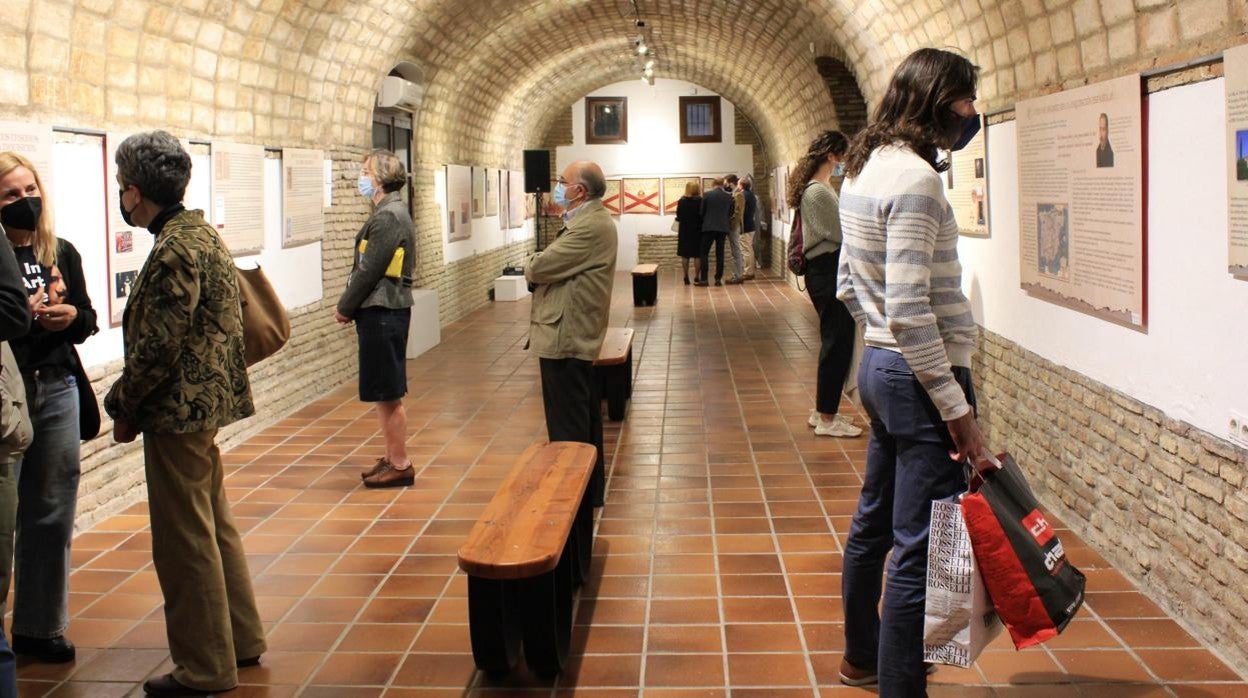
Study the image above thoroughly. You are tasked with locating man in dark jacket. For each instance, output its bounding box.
[697,178,735,286]
[104,131,265,698]
[740,176,759,279]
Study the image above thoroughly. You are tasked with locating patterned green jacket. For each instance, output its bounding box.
[104,208,254,434]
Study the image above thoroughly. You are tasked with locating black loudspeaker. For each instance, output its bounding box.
[524,150,551,193]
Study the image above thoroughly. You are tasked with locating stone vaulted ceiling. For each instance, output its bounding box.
[2,0,1244,167]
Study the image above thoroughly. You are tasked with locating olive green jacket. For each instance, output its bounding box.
[104,209,254,434]
[525,199,617,362]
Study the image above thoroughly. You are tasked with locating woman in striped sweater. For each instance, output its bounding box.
[834,48,991,697]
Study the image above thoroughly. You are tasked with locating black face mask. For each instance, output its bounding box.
[118,188,138,227]
[0,196,42,232]
[951,114,981,151]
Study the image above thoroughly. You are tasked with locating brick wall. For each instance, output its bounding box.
[816,56,869,137]
[974,329,1248,675]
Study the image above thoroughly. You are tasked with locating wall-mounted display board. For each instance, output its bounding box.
[763,169,773,218]
[1225,43,1248,278]
[603,179,622,215]
[622,178,660,214]
[105,132,153,326]
[1016,74,1146,330]
[446,164,472,242]
[485,168,499,217]
[0,121,53,196]
[946,120,990,237]
[281,148,324,248]
[472,166,486,219]
[211,141,266,255]
[778,167,790,223]
[508,170,526,230]
[663,177,699,214]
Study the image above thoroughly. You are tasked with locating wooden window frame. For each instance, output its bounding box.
[585,97,628,145]
[679,96,722,144]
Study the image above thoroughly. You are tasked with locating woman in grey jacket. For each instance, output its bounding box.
[335,150,417,488]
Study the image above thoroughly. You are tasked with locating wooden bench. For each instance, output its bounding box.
[458,441,598,678]
[632,263,658,306]
[593,327,634,421]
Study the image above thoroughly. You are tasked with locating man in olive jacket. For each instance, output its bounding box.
[103,132,264,698]
[526,160,617,506]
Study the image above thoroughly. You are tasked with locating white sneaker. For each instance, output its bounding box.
[815,414,863,438]
[807,410,820,428]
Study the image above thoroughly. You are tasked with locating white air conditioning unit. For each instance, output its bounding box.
[377,76,425,112]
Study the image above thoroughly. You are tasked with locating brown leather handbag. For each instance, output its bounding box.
[236,265,290,366]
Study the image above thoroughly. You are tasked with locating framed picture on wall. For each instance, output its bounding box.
[586,97,627,145]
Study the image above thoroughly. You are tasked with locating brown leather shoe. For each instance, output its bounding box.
[838,658,877,686]
[142,673,222,697]
[837,658,936,687]
[360,457,390,479]
[363,462,414,488]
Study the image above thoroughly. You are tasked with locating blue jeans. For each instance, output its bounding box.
[0,631,13,698]
[12,372,80,639]
[841,347,975,698]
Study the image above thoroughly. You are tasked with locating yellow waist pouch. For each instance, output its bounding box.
[358,239,405,279]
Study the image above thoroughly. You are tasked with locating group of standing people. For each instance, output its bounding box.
[674,174,757,286]
[0,129,420,698]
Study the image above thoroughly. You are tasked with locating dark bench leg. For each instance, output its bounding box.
[571,492,594,588]
[521,539,575,677]
[633,275,657,306]
[467,576,522,676]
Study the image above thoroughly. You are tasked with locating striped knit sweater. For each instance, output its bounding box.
[836,145,977,421]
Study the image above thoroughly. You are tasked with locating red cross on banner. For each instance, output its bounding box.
[603,180,622,215]
[623,178,660,215]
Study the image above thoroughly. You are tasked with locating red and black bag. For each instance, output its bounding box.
[961,453,1086,650]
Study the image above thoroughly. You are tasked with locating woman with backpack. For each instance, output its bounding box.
[787,131,862,438]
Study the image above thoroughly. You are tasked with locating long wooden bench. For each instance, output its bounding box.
[457,441,598,678]
[632,263,658,306]
[593,327,634,421]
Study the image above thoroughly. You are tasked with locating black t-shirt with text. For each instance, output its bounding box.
[12,244,74,375]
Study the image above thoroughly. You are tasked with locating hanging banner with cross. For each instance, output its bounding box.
[623,177,660,215]
[663,177,700,213]
[603,179,623,215]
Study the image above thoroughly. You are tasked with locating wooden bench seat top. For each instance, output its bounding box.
[593,327,633,367]
[457,441,597,580]
[632,263,659,276]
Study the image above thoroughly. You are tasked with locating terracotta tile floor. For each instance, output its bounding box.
[14,270,1247,697]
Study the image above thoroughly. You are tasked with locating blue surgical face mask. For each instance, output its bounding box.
[554,182,580,209]
[831,163,845,178]
[951,114,981,151]
[357,174,376,199]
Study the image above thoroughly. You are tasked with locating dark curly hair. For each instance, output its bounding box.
[115,130,192,207]
[786,130,848,210]
[843,48,979,179]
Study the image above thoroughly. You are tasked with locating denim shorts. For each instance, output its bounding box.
[355,307,411,402]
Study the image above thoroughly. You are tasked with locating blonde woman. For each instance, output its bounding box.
[336,150,418,488]
[0,152,99,664]
[674,180,703,284]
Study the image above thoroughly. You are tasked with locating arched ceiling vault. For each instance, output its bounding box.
[396,0,857,166]
[8,1,1244,167]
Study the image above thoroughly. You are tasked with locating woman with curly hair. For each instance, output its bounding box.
[787,130,862,438]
